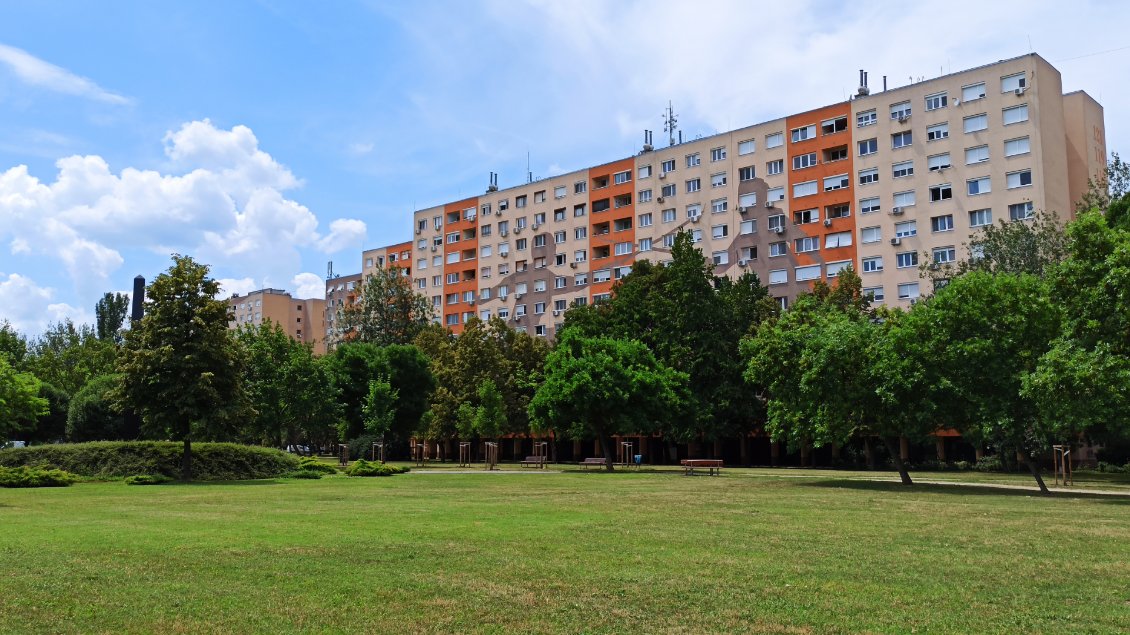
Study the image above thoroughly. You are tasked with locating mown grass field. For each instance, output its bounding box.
[2,466,1128,634]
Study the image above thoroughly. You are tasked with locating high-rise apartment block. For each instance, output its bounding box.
[228,289,326,355]
[387,54,1104,337]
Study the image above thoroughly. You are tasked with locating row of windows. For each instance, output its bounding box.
[858,169,1032,202]
[857,72,1028,127]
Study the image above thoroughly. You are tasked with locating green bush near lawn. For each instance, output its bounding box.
[345,459,409,477]
[124,474,172,486]
[297,456,338,474]
[283,469,325,479]
[0,465,76,488]
[0,442,299,481]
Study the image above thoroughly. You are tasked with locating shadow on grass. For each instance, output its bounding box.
[801,478,1130,504]
[159,479,285,486]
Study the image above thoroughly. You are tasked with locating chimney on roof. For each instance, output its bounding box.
[856,69,870,97]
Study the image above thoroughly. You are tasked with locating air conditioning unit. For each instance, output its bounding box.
[898,116,910,124]
[515,294,523,300]
[467,299,475,305]
[431,246,438,252]
[467,214,476,222]
[1015,87,1025,96]
[952,99,960,106]
[765,201,774,208]
[891,207,903,216]
[659,173,667,180]
[691,215,700,223]
[738,259,748,266]
[570,262,577,269]
[891,237,901,246]
[415,228,422,235]
[773,227,785,235]
[738,206,748,213]
[501,251,509,258]
[532,223,540,230]
[657,197,665,203]
[552,310,561,316]
[495,209,502,216]
[514,227,522,234]
[929,263,940,271]
[823,219,832,227]
[500,229,508,237]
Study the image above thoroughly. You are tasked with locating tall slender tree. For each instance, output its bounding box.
[95,292,130,343]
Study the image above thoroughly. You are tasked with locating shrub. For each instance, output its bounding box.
[346,459,409,477]
[0,441,299,481]
[66,374,127,442]
[283,469,324,479]
[347,434,384,461]
[0,465,76,488]
[297,457,338,474]
[974,455,1004,472]
[124,474,171,485]
[953,460,972,471]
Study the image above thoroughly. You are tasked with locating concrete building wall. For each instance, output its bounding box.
[228,289,326,355]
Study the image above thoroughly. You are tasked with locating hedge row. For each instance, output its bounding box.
[0,442,299,481]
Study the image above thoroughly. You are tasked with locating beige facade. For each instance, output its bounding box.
[323,272,362,351]
[404,53,1103,336]
[228,289,325,355]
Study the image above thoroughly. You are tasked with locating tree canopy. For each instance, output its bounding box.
[337,266,434,347]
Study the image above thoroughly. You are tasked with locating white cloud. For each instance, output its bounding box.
[292,272,325,300]
[349,142,375,155]
[217,277,258,298]
[0,272,91,335]
[0,43,130,105]
[0,119,367,296]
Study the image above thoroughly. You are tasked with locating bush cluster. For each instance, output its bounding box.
[0,465,76,488]
[1079,461,1130,474]
[974,455,1004,472]
[124,474,171,486]
[297,457,338,474]
[0,442,299,481]
[345,459,410,477]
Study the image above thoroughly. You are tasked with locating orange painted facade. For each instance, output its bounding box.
[587,157,636,299]
[785,102,857,286]
[442,196,479,334]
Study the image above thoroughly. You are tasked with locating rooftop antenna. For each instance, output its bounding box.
[326,260,334,280]
[663,101,678,147]
[527,151,532,184]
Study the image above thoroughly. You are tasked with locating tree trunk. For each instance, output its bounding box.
[882,436,913,485]
[599,432,616,472]
[181,437,192,481]
[1021,448,1050,495]
[864,436,875,470]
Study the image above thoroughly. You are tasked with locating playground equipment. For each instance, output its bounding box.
[1052,444,1072,486]
[370,442,385,463]
[458,442,472,467]
[483,441,499,471]
[412,441,427,467]
[337,444,349,467]
[617,440,641,468]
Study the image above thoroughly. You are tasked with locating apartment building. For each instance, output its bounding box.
[228,288,326,355]
[362,241,413,280]
[405,53,1103,337]
[323,271,362,350]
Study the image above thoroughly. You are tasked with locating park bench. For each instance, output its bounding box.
[681,459,723,476]
[580,457,607,469]
[520,456,547,468]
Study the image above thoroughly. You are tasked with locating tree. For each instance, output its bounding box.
[0,354,47,439]
[892,272,1061,492]
[1076,152,1129,215]
[25,320,116,396]
[743,270,928,484]
[115,255,249,480]
[529,330,690,471]
[337,266,434,347]
[95,292,130,343]
[472,378,505,441]
[66,374,127,442]
[0,321,27,370]
[23,382,69,443]
[362,376,398,438]
[923,210,1068,288]
[329,342,433,443]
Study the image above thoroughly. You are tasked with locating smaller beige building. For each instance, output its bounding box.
[323,272,363,351]
[228,288,326,355]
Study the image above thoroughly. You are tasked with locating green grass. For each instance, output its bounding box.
[2,467,1129,634]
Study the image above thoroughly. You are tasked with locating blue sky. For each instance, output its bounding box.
[1,0,1127,334]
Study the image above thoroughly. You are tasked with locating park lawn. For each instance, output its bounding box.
[1,470,1128,634]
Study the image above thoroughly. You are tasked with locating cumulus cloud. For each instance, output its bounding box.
[292,272,325,300]
[0,119,366,295]
[0,272,91,335]
[217,277,258,298]
[0,43,130,105]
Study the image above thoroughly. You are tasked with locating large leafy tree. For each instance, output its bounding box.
[0,321,27,369]
[562,232,773,449]
[743,269,928,484]
[892,272,1061,492]
[95,292,130,343]
[329,342,433,443]
[115,255,249,480]
[0,354,47,439]
[337,266,434,347]
[66,374,127,442]
[529,329,690,471]
[923,210,1068,288]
